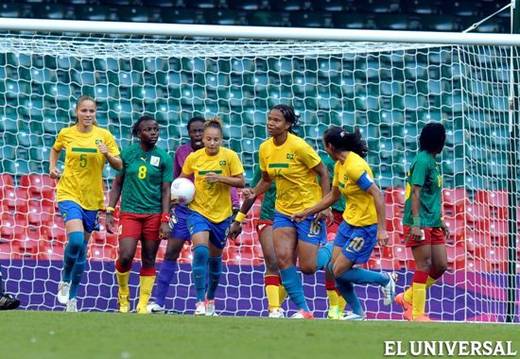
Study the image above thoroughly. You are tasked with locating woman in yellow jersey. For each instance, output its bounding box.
[179,118,245,316]
[243,105,331,319]
[49,96,122,312]
[294,126,396,320]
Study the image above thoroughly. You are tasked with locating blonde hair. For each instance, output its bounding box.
[203,117,223,135]
[75,95,97,125]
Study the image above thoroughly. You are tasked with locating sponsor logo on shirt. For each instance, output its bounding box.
[150,156,161,167]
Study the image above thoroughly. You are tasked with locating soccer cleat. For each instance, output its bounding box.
[136,305,149,315]
[205,300,218,317]
[268,308,284,319]
[57,281,71,305]
[66,298,78,312]
[290,310,314,319]
[395,292,412,321]
[341,311,366,321]
[147,302,166,314]
[327,305,340,320]
[194,301,206,316]
[412,314,432,322]
[382,272,397,306]
[0,293,20,310]
[118,293,130,314]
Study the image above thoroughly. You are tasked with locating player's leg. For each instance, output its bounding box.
[297,217,331,275]
[325,213,346,319]
[409,244,432,321]
[151,205,190,312]
[258,221,284,317]
[115,213,141,313]
[331,250,364,319]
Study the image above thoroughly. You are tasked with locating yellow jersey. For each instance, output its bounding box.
[259,133,322,215]
[182,147,244,223]
[53,125,120,210]
[333,152,377,226]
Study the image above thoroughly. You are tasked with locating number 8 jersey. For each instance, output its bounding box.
[53,125,120,210]
[118,143,173,214]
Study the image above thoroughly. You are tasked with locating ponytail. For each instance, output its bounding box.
[323,126,368,158]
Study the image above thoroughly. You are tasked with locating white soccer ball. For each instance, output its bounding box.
[171,178,195,205]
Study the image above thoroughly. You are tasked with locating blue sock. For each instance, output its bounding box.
[62,232,84,283]
[337,268,389,286]
[335,278,363,316]
[316,242,333,270]
[154,259,178,307]
[69,241,87,299]
[206,256,222,300]
[191,245,209,302]
[280,266,309,311]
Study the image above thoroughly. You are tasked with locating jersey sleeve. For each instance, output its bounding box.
[181,153,194,177]
[410,155,429,187]
[259,143,267,172]
[104,132,120,156]
[173,149,183,178]
[162,152,174,183]
[52,128,66,151]
[346,159,373,192]
[298,141,321,170]
[332,162,340,188]
[228,151,244,176]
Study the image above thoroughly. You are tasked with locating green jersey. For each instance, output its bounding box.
[252,167,276,221]
[320,153,346,213]
[118,143,173,214]
[403,150,443,228]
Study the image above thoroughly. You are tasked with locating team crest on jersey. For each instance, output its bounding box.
[219,160,227,166]
[95,139,102,145]
[150,156,161,167]
[286,153,295,160]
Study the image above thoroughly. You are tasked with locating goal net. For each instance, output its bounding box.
[0,28,518,322]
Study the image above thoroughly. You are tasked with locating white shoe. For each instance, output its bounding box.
[382,272,397,306]
[147,302,166,314]
[341,311,366,320]
[66,298,78,312]
[57,281,70,305]
[194,301,206,316]
[268,308,284,318]
[205,300,218,317]
[290,310,314,319]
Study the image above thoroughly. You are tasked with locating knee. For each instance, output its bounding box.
[300,262,316,275]
[264,255,279,274]
[164,246,181,262]
[276,254,293,270]
[433,262,448,276]
[415,258,432,273]
[117,249,134,267]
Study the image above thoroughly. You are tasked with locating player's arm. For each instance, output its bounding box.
[159,181,172,239]
[228,195,257,240]
[292,186,340,222]
[205,173,245,188]
[106,175,124,234]
[310,161,332,222]
[410,184,423,241]
[243,171,272,200]
[49,147,62,179]
[98,143,122,170]
[366,183,388,246]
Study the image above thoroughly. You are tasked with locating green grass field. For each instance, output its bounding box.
[1,311,519,359]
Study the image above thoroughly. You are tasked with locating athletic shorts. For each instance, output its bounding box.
[170,205,191,241]
[187,211,232,249]
[58,200,99,233]
[327,209,344,235]
[119,212,161,241]
[254,219,273,237]
[334,221,378,264]
[404,226,446,248]
[273,211,327,246]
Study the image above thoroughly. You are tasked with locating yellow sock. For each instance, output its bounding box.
[266,284,280,310]
[279,285,287,304]
[327,290,339,307]
[403,276,437,304]
[116,270,130,297]
[137,275,156,314]
[411,282,427,319]
[338,295,347,313]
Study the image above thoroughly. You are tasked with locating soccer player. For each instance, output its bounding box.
[106,116,173,314]
[50,95,122,312]
[293,126,396,320]
[228,166,286,318]
[179,118,245,316]
[243,105,331,319]
[395,123,448,322]
[0,264,20,310]
[147,117,241,313]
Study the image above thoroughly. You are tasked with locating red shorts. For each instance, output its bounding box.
[254,219,273,237]
[327,210,344,235]
[119,212,161,241]
[403,225,446,248]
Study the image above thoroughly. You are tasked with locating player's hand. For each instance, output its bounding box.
[159,222,171,240]
[105,212,115,234]
[316,208,333,224]
[410,226,423,242]
[170,197,180,207]
[98,142,109,156]
[377,228,389,247]
[205,172,221,183]
[441,220,450,240]
[292,210,310,223]
[228,221,243,242]
[242,188,256,200]
[49,167,61,179]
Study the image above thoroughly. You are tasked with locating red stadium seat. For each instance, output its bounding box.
[0,187,29,213]
[222,244,240,265]
[0,173,14,187]
[489,219,509,247]
[19,174,57,198]
[384,187,405,207]
[479,247,508,272]
[366,256,400,271]
[446,244,465,270]
[27,200,54,226]
[0,213,26,241]
[45,223,66,244]
[239,245,262,266]
[475,190,508,219]
[89,243,117,261]
[466,230,492,254]
[178,243,192,264]
[442,188,467,214]
[465,203,490,232]
[393,244,415,270]
[442,213,464,241]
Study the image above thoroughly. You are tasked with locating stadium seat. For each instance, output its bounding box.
[393,245,415,270]
[475,190,508,219]
[384,187,405,206]
[442,188,467,214]
[89,243,116,261]
[446,244,465,270]
[0,173,14,187]
[19,174,56,198]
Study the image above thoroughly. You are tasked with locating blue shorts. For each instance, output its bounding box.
[187,211,232,249]
[170,205,191,241]
[273,211,326,246]
[58,200,99,233]
[334,221,378,264]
